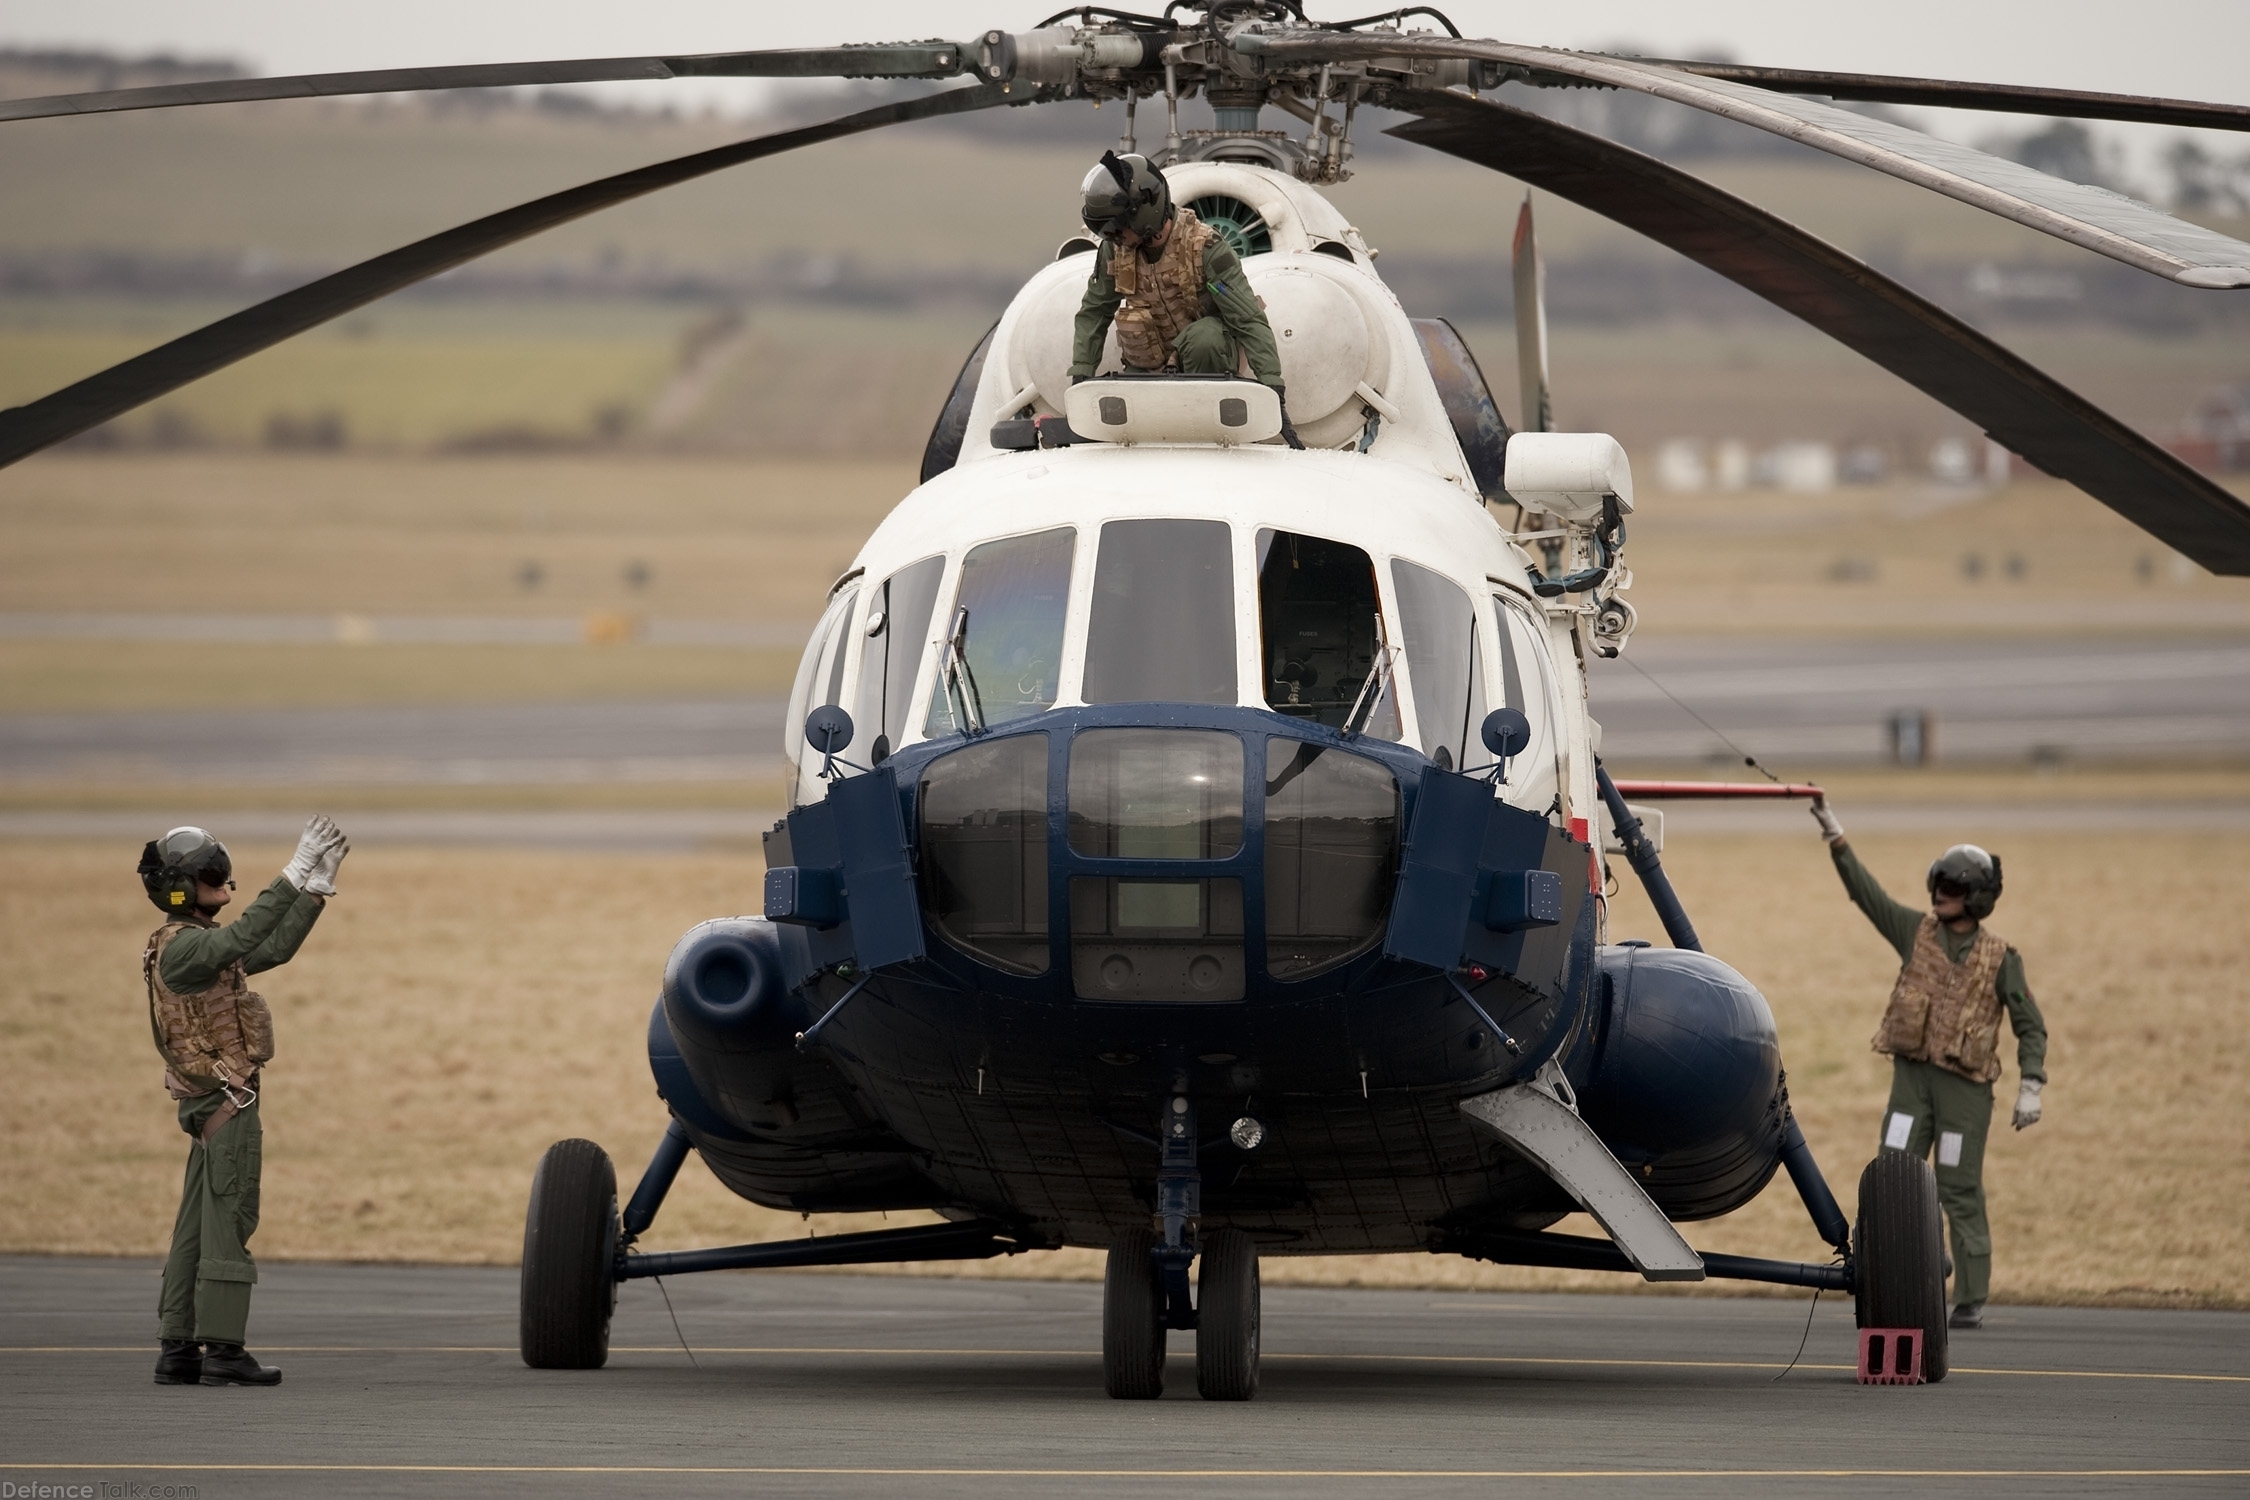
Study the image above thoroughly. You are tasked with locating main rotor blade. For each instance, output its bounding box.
[0,84,1016,468]
[0,45,971,123]
[1638,60,2250,134]
[1387,91,2250,576]
[1259,35,2250,289]
[1510,195,1552,434]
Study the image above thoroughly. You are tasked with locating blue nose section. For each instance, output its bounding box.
[764,705,1585,1015]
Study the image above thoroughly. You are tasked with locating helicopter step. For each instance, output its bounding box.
[1460,1064,1706,1282]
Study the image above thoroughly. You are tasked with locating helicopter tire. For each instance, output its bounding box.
[1102,1229,1166,1399]
[1194,1229,1261,1401]
[1853,1146,1949,1383]
[520,1138,618,1370]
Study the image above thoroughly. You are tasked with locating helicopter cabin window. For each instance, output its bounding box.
[1067,729,1243,860]
[1262,739,1399,979]
[1491,592,1563,804]
[853,553,945,764]
[1391,559,1484,770]
[925,527,1075,736]
[785,583,860,803]
[1068,727,1246,1002]
[917,732,1050,976]
[1071,876,1244,1002]
[1081,519,1236,706]
[1255,529,1400,739]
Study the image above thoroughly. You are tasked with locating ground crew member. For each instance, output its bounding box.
[1811,799,2046,1330]
[1070,150,1298,444]
[140,817,348,1386]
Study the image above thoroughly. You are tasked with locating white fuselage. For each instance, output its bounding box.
[781,162,1599,834]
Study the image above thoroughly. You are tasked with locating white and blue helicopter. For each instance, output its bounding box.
[7,1,2249,1401]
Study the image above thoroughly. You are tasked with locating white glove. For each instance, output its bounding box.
[2012,1078,2043,1131]
[1810,798,1845,842]
[305,826,350,897]
[282,815,345,892]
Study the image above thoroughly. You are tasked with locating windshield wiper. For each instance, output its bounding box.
[1342,625,1393,739]
[941,605,987,736]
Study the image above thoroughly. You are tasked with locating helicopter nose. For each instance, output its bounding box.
[911,712,1402,998]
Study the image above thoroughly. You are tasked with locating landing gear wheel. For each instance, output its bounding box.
[1195,1229,1260,1401]
[520,1138,619,1370]
[1102,1229,1166,1399]
[1854,1147,1949,1382]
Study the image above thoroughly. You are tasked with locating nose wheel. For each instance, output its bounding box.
[1102,1094,1263,1400]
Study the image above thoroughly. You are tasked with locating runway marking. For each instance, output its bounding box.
[7,1346,2246,1382]
[6,1465,2250,1480]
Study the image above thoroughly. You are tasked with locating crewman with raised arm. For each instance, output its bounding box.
[140,817,348,1386]
[1070,150,1294,441]
[1811,799,2047,1330]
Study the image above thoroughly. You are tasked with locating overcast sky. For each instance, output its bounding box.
[6,0,2246,169]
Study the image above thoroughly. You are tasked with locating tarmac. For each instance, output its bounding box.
[3,1256,2244,1498]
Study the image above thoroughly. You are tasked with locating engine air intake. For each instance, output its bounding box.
[1186,194,1272,259]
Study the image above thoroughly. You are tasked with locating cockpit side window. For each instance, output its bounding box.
[1082,518,1236,706]
[1391,559,1484,770]
[785,585,859,804]
[925,527,1075,736]
[1255,529,1400,739]
[1488,592,1564,806]
[854,553,945,763]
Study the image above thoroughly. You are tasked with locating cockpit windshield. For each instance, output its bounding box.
[926,527,1074,736]
[1391,558,1484,771]
[1255,529,1399,739]
[855,554,945,765]
[1082,518,1236,706]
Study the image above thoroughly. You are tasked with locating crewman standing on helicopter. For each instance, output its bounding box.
[1810,799,2047,1330]
[1069,150,1293,436]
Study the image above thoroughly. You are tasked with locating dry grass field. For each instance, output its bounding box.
[3,829,2241,1307]
[0,454,906,627]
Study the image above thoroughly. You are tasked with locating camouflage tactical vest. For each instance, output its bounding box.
[1110,208,1217,371]
[1871,914,2009,1084]
[145,920,274,1099]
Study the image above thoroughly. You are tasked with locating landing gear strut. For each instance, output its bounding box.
[1100,1094,1262,1400]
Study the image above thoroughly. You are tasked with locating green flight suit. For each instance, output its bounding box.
[154,877,323,1345]
[1832,842,2047,1308]
[1070,234,1285,386]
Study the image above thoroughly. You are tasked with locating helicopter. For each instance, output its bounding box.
[8,2,2250,1403]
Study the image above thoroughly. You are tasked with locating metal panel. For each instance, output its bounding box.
[830,767,927,971]
[1460,1083,1705,1281]
[1459,800,1569,975]
[1383,765,1497,969]
[774,798,853,987]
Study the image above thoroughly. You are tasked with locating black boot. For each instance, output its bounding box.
[153,1339,202,1385]
[199,1343,282,1386]
[1948,1302,1986,1330]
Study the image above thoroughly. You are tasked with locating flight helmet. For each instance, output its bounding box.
[1926,843,2002,919]
[139,825,233,914]
[1080,150,1171,245]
